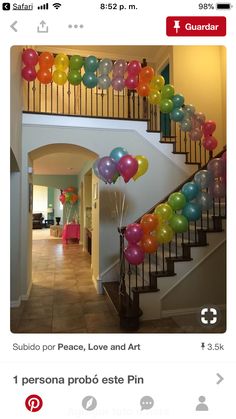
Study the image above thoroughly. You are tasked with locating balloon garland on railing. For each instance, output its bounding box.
[22,48,219,152]
[124,153,226,265]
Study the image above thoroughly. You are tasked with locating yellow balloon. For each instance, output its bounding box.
[154,224,174,244]
[54,53,69,70]
[154,203,173,222]
[150,75,165,91]
[148,90,161,105]
[133,155,149,181]
[52,70,68,85]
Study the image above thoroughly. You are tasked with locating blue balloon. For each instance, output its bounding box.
[181,182,199,201]
[182,202,201,221]
[170,108,185,122]
[194,170,212,189]
[172,94,184,109]
[110,147,128,162]
[196,191,213,211]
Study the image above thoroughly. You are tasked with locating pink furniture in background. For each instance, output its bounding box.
[62,223,80,244]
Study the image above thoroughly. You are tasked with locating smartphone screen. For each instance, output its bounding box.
[1,0,235,417]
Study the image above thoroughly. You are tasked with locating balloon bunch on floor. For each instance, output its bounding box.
[124,152,226,265]
[93,147,149,184]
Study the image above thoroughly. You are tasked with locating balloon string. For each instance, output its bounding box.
[119,192,126,230]
[114,191,119,219]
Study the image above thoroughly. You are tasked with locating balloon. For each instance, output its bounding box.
[140,234,158,254]
[184,104,196,116]
[70,55,84,70]
[68,70,82,85]
[180,118,192,132]
[54,53,69,70]
[181,182,199,201]
[140,214,158,234]
[139,66,154,82]
[207,158,225,178]
[154,224,174,244]
[22,48,38,66]
[117,154,138,183]
[124,244,145,265]
[189,128,203,141]
[125,75,139,90]
[170,108,185,122]
[39,51,54,69]
[154,203,173,223]
[209,178,226,199]
[202,136,218,151]
[111,76,125,91]
[195,112,206,125]
[168,192,186,211]
[71,193,78,204]
[98,58,113,75]
[65,192,72,203]
[98,157,117,183]
[125,223,144,244]
[22,66,37,82]
[170,214,188,233]
[194,170,212,189]
[113,59,127,76]
[196,191,213,211]
[127,60,142,75]
[84,55,99,72]
[136,82,150,97]
[160,99,174,114]
[221,151,226,162]
[133,155,149,181]
[202,120,216,136]
[65,187,76,192]
[97,75,111,89]
[111,171,120,184]
[83,72,98,88]
[37,69,52,84]
[161,84,175,99]
[110,147,128,162]
[148,91,161,105]
[93,159,107,182]
[172,94,184,108]
[52,70,67,85]
[150,75,165,91]
[182,202,201,221]
[59,194,65,204]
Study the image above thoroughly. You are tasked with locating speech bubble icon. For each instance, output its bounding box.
[140,396,154,411]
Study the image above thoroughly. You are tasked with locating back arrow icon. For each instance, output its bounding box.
[216,373,224,385]
[10,21,18,32]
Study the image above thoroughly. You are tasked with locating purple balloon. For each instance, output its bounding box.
[113,59,127,77]
[125,223,144,244]
[207,158,225,178]
[209,178,226,198]
[124,244,145,265]
[111,76,125,91]
[93,158,107,182]
[117,154,138,183]
[98,156,117,184]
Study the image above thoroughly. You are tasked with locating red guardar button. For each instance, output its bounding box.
[25,395,43,412]
[166,16,226,36]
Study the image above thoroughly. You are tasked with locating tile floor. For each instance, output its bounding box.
[11,230,226,334]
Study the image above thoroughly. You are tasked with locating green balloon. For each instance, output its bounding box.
[70,55,84,70]
[170,214,188,233]
[84,55,99,72]
[68,70,82,85]
[82,72,98,88]
[161,84,175,99]
[168,192,186,211]
[160,99,174,114]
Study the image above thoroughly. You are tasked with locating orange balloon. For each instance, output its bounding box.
[139,66,155,82]
[137,82,150,97]
[140,234,158,254]
[39,52,54,69]
[37,69,52,84]
[140,214,158,233]
[71,193,78,203]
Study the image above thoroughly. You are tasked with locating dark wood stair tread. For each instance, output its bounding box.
[103,281,120,312]
[132,285,159,294]
[166,256,193,262]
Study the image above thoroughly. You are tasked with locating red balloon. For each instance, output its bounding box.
[202,120,216,136]
[39,51,54,69]
[202,136,218,151]
[127,60,142,75]
[22,48,38,66]
[71,193,78,203]
[140,214,158,233]
[117,154,138,183]
[125,223,144,244]
[125,75,139,90]
[22,66,37,82]
[124,244,145,265]
[59,194,66,204]
[37,69,52,84]
[65,187,76,192]
[140,234,158,254]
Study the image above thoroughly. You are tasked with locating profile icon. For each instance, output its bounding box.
[196,395,209,411]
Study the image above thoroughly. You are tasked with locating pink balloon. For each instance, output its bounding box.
[125,223,144,244]
[22,66,37,82]
[125,75,139,90]
[207,158,225,178]
[124,244,145,265]
[209,178,226,199]
[189,128,203,141]
[22,48,38,66]
[202,136,218,151]
[117,154,138,183]
[202,120,216,136]
[59,194,66,204]
[127,60,142,75]
[111,76,125,91]
[221,151,226,162]
[194,112,206,125]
